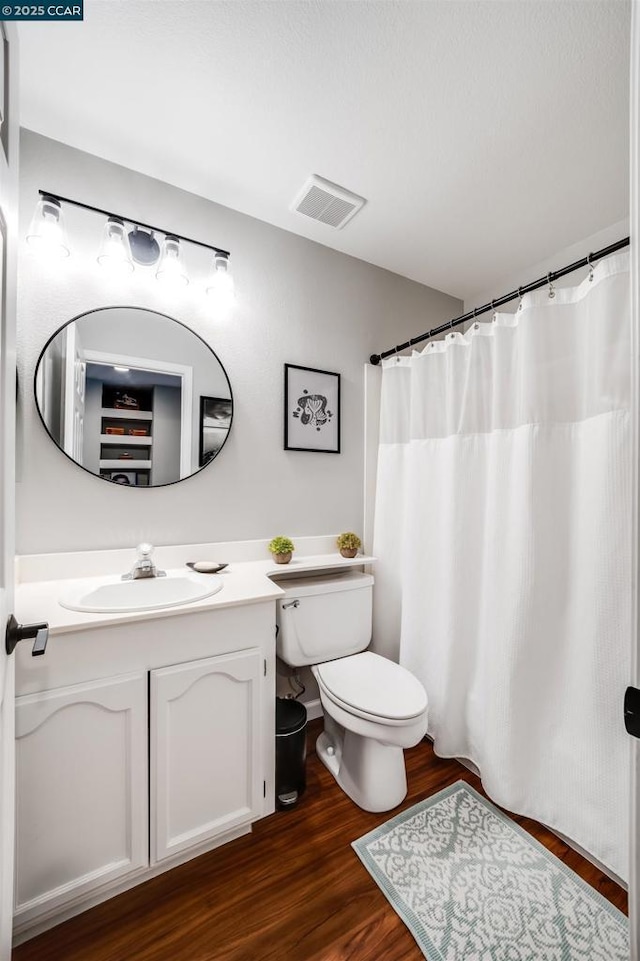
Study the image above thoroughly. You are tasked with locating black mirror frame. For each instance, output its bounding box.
[33,305,234,489]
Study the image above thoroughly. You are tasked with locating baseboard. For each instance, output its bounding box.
[547,825,626,891]
[303,697,323,721]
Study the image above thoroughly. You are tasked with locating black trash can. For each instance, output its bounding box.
[275,697,307,809]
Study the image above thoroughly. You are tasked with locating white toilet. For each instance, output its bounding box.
[275,571,428,812]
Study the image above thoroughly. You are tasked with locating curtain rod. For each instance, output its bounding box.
[369,237,630,365]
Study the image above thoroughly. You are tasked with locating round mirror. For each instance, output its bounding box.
[34,307,233,487]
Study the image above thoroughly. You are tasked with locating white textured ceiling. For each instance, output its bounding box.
[18,0,630,300]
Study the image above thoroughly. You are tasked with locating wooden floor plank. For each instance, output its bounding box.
[12,718,627,961]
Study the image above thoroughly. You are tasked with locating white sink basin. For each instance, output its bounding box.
[59,572,224,614]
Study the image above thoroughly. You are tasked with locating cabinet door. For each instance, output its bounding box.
[14,673,148,923]
[151,649,262,863]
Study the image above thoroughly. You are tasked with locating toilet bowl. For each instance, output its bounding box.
[312,651,428,811]
[275,571,428,812]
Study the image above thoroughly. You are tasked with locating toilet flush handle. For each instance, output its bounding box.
[282,599,300,610]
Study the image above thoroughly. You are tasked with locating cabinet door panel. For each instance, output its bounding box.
[15,673,148,920]
[151,649,262,862]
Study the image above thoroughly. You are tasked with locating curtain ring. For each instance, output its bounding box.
[587,253,595,282]
[547,272,556,299]
[517,287,524,312]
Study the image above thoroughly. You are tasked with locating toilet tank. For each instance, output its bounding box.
[275,571,374,667]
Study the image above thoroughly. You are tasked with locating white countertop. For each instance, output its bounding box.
[14,553,375,635]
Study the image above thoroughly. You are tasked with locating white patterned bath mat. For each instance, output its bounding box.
[352,781,628,961]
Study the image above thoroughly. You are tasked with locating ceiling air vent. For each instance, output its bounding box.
[292,175,366,230]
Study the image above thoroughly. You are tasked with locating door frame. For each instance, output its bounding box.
[630,4,639,959]
[84,348,194,478]
[0,20,19,961]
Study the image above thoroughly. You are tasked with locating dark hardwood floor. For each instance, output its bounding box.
[13,718,627,961]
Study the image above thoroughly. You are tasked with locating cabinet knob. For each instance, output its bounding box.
[5,615,49,657]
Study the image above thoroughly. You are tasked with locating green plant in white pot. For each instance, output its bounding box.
[336,531,361,559]
[268,536,295,565]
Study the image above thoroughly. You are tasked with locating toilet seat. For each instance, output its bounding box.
[314,651,428,724]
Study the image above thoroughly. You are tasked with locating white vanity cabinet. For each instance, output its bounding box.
[151,649,263,862]
[14,673,148,927]
[13,600,276,942]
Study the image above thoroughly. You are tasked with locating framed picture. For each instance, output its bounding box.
[284,364,340,453]
[199,396,233,466]
[107,471,137,486]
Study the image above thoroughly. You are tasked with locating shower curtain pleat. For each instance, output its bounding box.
[372,252,631,880]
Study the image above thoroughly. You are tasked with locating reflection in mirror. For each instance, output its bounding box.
[34,307,233,487]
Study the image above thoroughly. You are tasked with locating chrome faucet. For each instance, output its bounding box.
[122,543,166,580]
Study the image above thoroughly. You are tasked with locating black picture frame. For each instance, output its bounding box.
[199,396,233,467]
[284,363,340,453]
[107,470,137,486]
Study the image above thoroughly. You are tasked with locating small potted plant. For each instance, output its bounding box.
[268,536,295,565]
[337,531,361,559]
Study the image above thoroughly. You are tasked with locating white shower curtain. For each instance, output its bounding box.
[373,252,631,881]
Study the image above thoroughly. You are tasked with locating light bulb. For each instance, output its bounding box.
[26,195,70,259]
[97,217,134,274]
[156,235,189,289]
[206,252,235,309]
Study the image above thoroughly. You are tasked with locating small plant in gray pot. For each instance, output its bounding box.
[268,536,295,565]
[336,531,361,559]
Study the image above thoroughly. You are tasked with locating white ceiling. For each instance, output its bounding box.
[18,0,630,300]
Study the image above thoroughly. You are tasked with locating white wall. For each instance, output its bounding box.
[16,130,462,554]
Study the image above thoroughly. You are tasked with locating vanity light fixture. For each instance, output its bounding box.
[206,251,235,309]
[26,194,70,260]
[27,191,233,308]
[113,366,130,373]
[128,226,161,266]
[156,235,189,289]
[96,217,134,275]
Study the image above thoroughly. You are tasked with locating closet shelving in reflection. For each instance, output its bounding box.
[99,390,154,485]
